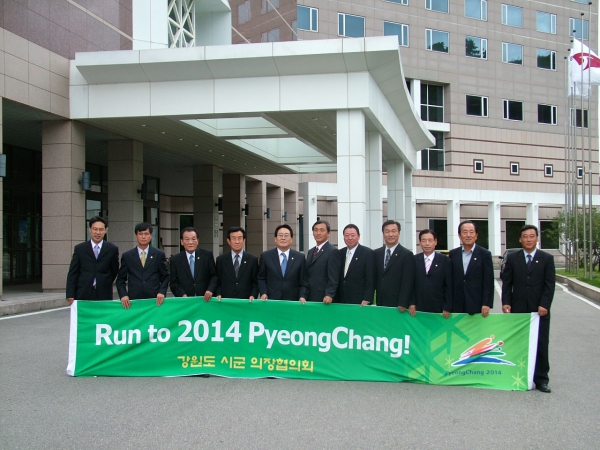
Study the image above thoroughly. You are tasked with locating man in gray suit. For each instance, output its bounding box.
[306,220,341,303]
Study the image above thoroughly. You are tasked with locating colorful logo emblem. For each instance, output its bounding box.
[451,335,515,367]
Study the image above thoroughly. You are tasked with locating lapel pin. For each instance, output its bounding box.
[150,256,154,259]
[435,264,438,267]
[243,261,247,264]
[474,258,477,261]
[355,257,359,260]
[535,261,539,263]
[291,257,294,260]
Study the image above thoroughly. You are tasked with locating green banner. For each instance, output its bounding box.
[67,298,539,390]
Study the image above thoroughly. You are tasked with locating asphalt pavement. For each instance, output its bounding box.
[1,283,600,450]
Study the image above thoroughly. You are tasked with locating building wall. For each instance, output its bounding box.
[230,0,297,43]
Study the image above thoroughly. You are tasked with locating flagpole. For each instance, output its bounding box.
[587,1,593,278]
[580,13,588,278]
[565,55,571,271]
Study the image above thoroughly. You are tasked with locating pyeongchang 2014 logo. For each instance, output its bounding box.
[451,335,515,367]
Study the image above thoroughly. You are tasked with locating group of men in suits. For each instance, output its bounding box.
[66,217,554,393]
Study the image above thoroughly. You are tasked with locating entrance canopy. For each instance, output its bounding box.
[70,36,434,181]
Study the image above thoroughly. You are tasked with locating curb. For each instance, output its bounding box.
[556,274,600,306]
[0,298,70,316]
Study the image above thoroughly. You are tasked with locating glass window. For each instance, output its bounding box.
[384,21,409,46]
[510,162,519,175]
[502,4,522,27]
[465,36,487,59]
[421,84,444,122]
[297,6,318,32]
[538,104,557,125]
[506,221,525,248]
[540,221,559,249]
[537,49,556,70]
[570,108,589,128]
[466,95,488,116]
[544,165,553,177]
[536,12,556,34]
[426,29,449,53]
[428,219,448,250]
[261,28,280,42]
[421,131,445,171]
[238,1,251,25]
[338,13,365,37]
[502,42,523,65]
[465,0,487,20]
[386,0,408,4]
[426,0,448,13]
[503,100,523,121]
[262,0,279,13]
[570,18,589,40]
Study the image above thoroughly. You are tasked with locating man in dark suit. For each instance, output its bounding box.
[169,226,218,301]
[216,227,258,301]
[258,224,308,302]
[449,220,494,316]
[501,224,555,393]
[414,229,452,317]
[373,220,416,312]
[116,222,169,309]
[337,224,374,306]
[306,220,341,303]
[66,216,119,303]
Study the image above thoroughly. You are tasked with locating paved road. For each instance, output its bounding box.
[1,284,600,450]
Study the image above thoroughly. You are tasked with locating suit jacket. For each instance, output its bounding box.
[116,246,169,300]
[373,244,416,308]
[414,252,453,313]
[215,251,259,299]
[306,241,341,302]
[336,244,375,305]
[501,249,555,313]
[170,249,218,297]
[257,248,309,301]
[66,240,119,300]
[449,244,494,314]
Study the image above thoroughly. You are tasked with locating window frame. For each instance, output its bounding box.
[420,130,445,171]
[538,104,558,125]
[503,99,524,121]
[384,21,409,47]
[502,42,523,65]
[425,0,449,14]
[544,164,553,177]
[466,95,489,117]
[384,0,409,5]
[465,36,487,59]
[536,49,556,70]
[510,162,520,175]
[502,4,523,27]
[426,29,450,53]
[570,108,589,128]
[338,13,366,38]
[465,0,487,20]
[297,6,318,32]
[536,11,556,34]
[421,84,445,123]
[473,159,484,173]
[570,18,589,40]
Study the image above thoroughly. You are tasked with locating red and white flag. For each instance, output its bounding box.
[569,38,600,96]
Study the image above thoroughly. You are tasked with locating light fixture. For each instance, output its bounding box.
[137,183,147,200]
[242,203,250,216]
[264,208,271,219]
[78,171,91,190]
[283,212,289,221]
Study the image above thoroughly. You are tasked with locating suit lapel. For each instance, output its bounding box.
[384,245,401,272]
[236,253,247,279]
[86,241,96,260]
[285,250,297,277]
[346,245,361,276]
[310,242,328,265]
[465,246,479,276]
[417,253,426,274]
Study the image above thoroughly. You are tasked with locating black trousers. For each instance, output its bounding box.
[534,312,551,385]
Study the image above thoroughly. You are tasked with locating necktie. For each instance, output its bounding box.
[384,248,391,269]
[527,254,532,268]
[189,254,195,276]
[425,256,432,274]
[281,253,287,276]
[141,250,146,267]
[344,250,352,277]
[93,245,99,287]
[312,246,319,262]
[234,254,240,278]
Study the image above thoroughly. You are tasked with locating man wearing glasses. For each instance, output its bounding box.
[257,224,309,302]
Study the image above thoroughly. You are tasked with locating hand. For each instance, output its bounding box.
[323,296,333,304]
[360,300,370,307]
[443,310,450,319]
[121,296,131,309]
[398,306,406,313]
[217,295,222,302]
[299,297,306,305]
[538,306,548,317]
[203,291,213,302]
[261,294,268,301]
[481,306,490,318]
[249,296,255,303]
[67,298,74,305]
[408,305,416,317]
[182,294,188,297]
[502,305,511,314]
[156,294,165,306]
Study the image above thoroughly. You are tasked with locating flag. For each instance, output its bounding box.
[569,38,600,97]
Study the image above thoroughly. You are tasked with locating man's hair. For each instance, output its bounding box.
[458,220,478,234]
[312,220,331,232]
[275,224,293,238]
[180,227,199,240]
[135,222,153,235]
[382,220,401,233]
[88,216,107,229]
[520,224,539,237]
[343,224,360,235]
[227,226,247,240]
[419,229,437,240]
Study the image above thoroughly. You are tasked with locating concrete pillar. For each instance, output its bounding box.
[299,182,318,251]
[284,190,298,250]
[488,201,501,256]
[266,186,284,241]
[193,165,220,255]
[107,140,144,255]
[410,79,421,118]
[41,120,86,292]
[366,131,383,249]
[387,159,405,231]
[336,109,366,247]
[447,200,460,250]
[526,203,539,229]
[246,179,266,256]
[404,168,416,252]
[222,173,245,254]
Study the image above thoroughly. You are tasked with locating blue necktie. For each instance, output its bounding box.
[281,253,287,276]
[189,254,195,276]
[527,254,532,268]
[234,254,240,278]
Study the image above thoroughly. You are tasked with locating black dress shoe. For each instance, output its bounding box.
[537,383,551,393]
